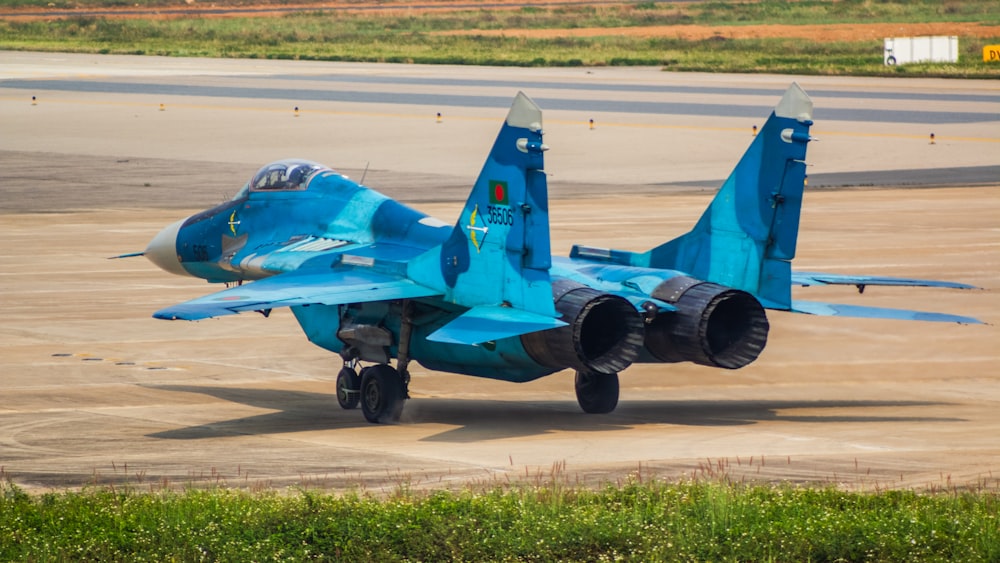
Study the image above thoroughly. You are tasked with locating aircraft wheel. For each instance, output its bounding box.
[360,364,405,424]
[575,370,619,414]
[336,367,361,410]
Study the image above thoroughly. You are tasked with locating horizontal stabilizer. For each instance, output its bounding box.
[426,305,567,345]
[793,271,977,290]
[154,269,440,321]
[791,300,982,324]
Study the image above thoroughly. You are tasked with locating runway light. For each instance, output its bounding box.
[294,106,300,117]
[31,96,37,106]
[930,132,936,144]
[752,125,758,136]
[804,175,808,187]
[436,112,442,123]
[159,103,165,111]
[589,119,594,130]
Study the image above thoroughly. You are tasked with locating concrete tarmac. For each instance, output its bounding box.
[1,53,998,492]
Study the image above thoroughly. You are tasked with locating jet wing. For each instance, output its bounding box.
[792,271,977,290]
[154,269,441,321]
[790,300,982,324]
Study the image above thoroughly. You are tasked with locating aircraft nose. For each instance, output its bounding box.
[144,218,190,277]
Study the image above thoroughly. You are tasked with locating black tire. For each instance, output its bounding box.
[575,370,619,414]
[336,367,361,410]
[360,364,405,424]
[886,55,897,65]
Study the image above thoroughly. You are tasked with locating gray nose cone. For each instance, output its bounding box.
[145,218,189,277]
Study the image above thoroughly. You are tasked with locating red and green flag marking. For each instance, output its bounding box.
[489,180,509,205]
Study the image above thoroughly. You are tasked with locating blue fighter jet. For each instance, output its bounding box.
[136,85,979,423]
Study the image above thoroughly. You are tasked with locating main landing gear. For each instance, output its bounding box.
[336,360,407,424]
[359,364,406,424]
[335,301,414,424]
[574,370,619,414]
[335,365,361,410]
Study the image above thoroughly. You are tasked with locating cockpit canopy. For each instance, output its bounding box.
[249,160,329,192]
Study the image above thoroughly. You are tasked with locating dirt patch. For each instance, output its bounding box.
[4,0,1000,44]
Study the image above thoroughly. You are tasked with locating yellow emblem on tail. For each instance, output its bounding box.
[466,204,488,253]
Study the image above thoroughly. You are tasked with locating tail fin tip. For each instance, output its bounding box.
[775,82,813,122]
[507,91,542,130]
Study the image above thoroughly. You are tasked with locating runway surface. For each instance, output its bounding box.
[1,53,998,492]
[3,52,999,206]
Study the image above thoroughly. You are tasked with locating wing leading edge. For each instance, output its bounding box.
[153,268,441,321]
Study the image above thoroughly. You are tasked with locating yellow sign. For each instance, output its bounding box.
[984,45,1000,62]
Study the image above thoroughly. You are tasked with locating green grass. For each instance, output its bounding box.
[1,0,999,75]
[3,476,999,561]
[0,18,995,76]
[3,0,1000,26]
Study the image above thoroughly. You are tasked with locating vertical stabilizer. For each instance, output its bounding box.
[641,83,814,310]
[410,92,557,319]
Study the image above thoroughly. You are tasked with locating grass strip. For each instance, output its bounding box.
[1,1,999,76]
[3,478,999,561]
[0,18,995,76]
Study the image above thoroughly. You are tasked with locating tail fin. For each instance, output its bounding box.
[642,83,814,310]
[409,92,561,342]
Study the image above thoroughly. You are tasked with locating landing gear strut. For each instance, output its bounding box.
[575,370,619,414]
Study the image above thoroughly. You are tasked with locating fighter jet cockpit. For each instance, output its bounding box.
[230,160,331,201]
[250,159,329,191]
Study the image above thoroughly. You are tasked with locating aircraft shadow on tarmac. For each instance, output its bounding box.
[145,385,964,443]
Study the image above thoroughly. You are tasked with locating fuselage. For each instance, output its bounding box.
[149,161,607,382]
